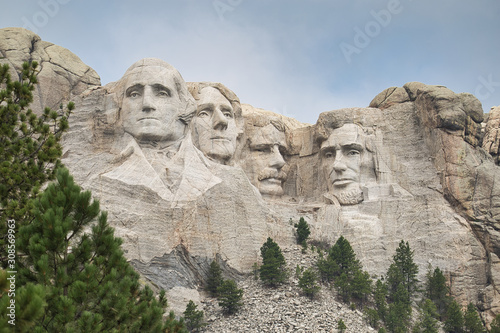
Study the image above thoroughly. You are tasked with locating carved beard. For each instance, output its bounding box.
[333,187,364,205]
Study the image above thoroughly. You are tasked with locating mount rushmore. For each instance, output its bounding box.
[3,27,500,322]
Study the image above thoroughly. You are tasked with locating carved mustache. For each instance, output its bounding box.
[258,169,288,182]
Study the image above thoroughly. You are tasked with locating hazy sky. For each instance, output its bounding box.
[2,0,499,124]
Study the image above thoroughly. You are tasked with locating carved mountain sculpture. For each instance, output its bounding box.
[3,28,500,323]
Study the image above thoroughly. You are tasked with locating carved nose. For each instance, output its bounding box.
[333,154,347,172]
[212,108,228,130]
[142,89,156,112]
[269,146,285,169]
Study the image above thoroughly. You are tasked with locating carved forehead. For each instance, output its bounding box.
[123,58,178,75]
[124,66,177,90]
[248,124,287,147]
[188,82,242,118]
[198,87,232,107]
[321,124,366,150]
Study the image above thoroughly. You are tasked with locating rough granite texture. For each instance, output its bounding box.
[3,28,500,325]
[0,27,100,113]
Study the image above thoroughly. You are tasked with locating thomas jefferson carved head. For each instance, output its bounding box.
[115,58,195,145]
[188,82,242,164]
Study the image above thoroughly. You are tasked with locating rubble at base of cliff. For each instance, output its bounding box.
[200,246,376,333]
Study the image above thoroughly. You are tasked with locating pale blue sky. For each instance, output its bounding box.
[2,0,499,124]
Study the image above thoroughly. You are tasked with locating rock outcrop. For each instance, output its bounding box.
[0,27,100,113]
[3,28,500,325]
[483,106,500,164]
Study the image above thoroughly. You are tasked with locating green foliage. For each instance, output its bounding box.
[295,264,304,279]
[15,168,182,332]
[387,240,419,306]
[351,269,372,302]
[0,269,47,332]
[364,307,380,329]
[385,284,411,333]
[0,61,74,266]
[463,303,485,333]
[301,241,307,254]
[183,300,205,332]
[378,328,387,333]
[252,262,259,280]
[206,260,224,297]
[164,311,188,333]
[317,236,371,304]
[337,318,347,332]
[294,217,311,245]
[444,299,464,333]
[425,266,450,319]
[259,237,287,287]
[413,299,439,333]
[490,314,500,333]
[374,279,388,323]
[217,279,243,315]
[298,267,320,299]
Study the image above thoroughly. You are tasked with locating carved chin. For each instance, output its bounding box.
[333,188,364,205]
[207,150,232,163]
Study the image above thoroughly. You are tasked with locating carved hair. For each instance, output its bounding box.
[111,58,196,124]
[243,112,288,133]
[187,82,242,119]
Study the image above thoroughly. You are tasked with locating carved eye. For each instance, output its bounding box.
[255,147,271,153]
[129,91,141,98]
[157,90,170,97]
[198,110,210,118]
[324,152,334,159]
[221,108,233,118]
[347,150,360,156]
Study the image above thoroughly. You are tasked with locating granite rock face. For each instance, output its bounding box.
[0,27,100,113]
[483,106,500,164]
[4,28,500,323]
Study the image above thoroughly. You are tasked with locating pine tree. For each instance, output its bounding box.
[206,260,224,297]
[444,299,464,333]
[259,237,287,287]
[294,217,311,245]
[425,266,450,319]
[364,307,380,329]
[298,267,320,299]
[217,279,243,315]
[15,168,184,332]
[413,299,439,333]
[384,241,418,333]
[463,303,485,333]
[385,284,411,333]
[351,269,372,303]
[387,240,419,305]
[0,269,46,332]
[164,311,188,333]
[0,61,73,266]
[329,236,359,273]
[374,279,389,323]
[183,300,205,332]
[317,236,371,303]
